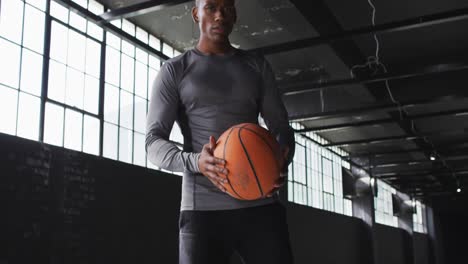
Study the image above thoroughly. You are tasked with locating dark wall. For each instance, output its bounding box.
[1,133,434,264]
[431,197,468,264]
[413,233,430,264]
[0,133,181,264]
[374,224,409,264]
[287,203,369,264]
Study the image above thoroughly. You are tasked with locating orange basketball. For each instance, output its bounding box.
[213,123,284,200]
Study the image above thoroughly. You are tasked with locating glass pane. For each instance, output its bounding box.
[23,5,45,53]
[0,85,18,135]
[88,0,104,15]
[84,75,99,114]
[73,0,88,9]
[110,19,121,29]
[50,1,68,22]
[120,54,134,92]
[68,30,86,71]
[83,115,100,155]
[65,67,84,109]
[122,19,135,36]
[149,55,160,70]
[133,132,146,167]
[0,0,24,44]
[85,38,101,77]
[135,62,147,98]
[0,38,21,88]
[103,122,118,160]
[50,22,68,64]
[121,40,134,57]
[44,103,64,146]
[119,127,132,163]
[136,27,148,44]
[134,96,146,133]
[135,48,148,64]
[17,92,40,140]
[69,11,86,32]
[87,21,103,41]
[47,60,67,102]
[149,35,160,50]
[104,84,119,124]
[20,49,43,96]
[148,68,159,97]
[106,32,120,50]
[162,42,173,57]
[105,47,120,86]
[119,90,133,129]
[25,0,46,11]
[64,108,83,151]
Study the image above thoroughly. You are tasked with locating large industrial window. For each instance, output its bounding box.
[45,0,104,155]
[288,122,353,217]
[0,0,183,173]
[375,180,399,227]
[413,200,427,233]
[0,0,46,141]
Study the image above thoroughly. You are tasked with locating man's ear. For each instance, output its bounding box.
[191,7,199,23]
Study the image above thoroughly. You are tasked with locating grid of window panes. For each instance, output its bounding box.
[102,16,182,169]
[1,0,185,173]
[413,200,427,233]
[375,180,399,227]
[288,122,353,217]
[0,0,46,141]
[45,0,104,155]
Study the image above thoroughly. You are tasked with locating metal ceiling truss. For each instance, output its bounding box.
[346,145,468,158]
[296,108,468,133]
[252,6,468,55]
[98,0,193,22]
[289,94,468,121]
[280,63,468,96]
[374,168,468,178]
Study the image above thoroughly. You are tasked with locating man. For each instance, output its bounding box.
[146,0,295,263]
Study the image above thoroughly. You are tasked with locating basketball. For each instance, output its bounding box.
[213,123,284,200]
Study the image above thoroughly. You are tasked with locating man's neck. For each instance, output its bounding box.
[196,40,233,55]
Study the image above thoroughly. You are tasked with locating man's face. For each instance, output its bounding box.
[193,0,237,43]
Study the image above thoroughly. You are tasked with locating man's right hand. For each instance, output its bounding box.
[198,136,229,192]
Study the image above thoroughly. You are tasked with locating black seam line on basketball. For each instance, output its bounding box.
[223,127,246,200]
[239,126,276,158]
[238,127,264,197]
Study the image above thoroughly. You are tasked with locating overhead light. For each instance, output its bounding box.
[457,188,462,193]
[429,153,436,161]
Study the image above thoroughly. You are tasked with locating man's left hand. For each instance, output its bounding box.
[266,146,289,197]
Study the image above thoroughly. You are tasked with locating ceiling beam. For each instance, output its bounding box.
[99,0,193,22]
[323,135,419,147]
[295,107,468,133]
[289,94,467,121]
[375,168,468,178]
[371,155,468,168]
[280,63,468,96]
[252,7,468,55]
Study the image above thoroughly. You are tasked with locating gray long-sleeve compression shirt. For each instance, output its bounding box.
[146,48,295,211]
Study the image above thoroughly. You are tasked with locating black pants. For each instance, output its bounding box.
[178,202,294,264]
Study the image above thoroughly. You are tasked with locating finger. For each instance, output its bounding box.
[206,156,226,166]
[209,136,216,151]
[206,164,228,175]
[206,171,227,183]
[206,176,228,192]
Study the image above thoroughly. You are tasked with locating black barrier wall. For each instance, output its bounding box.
[0,133,435,264]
